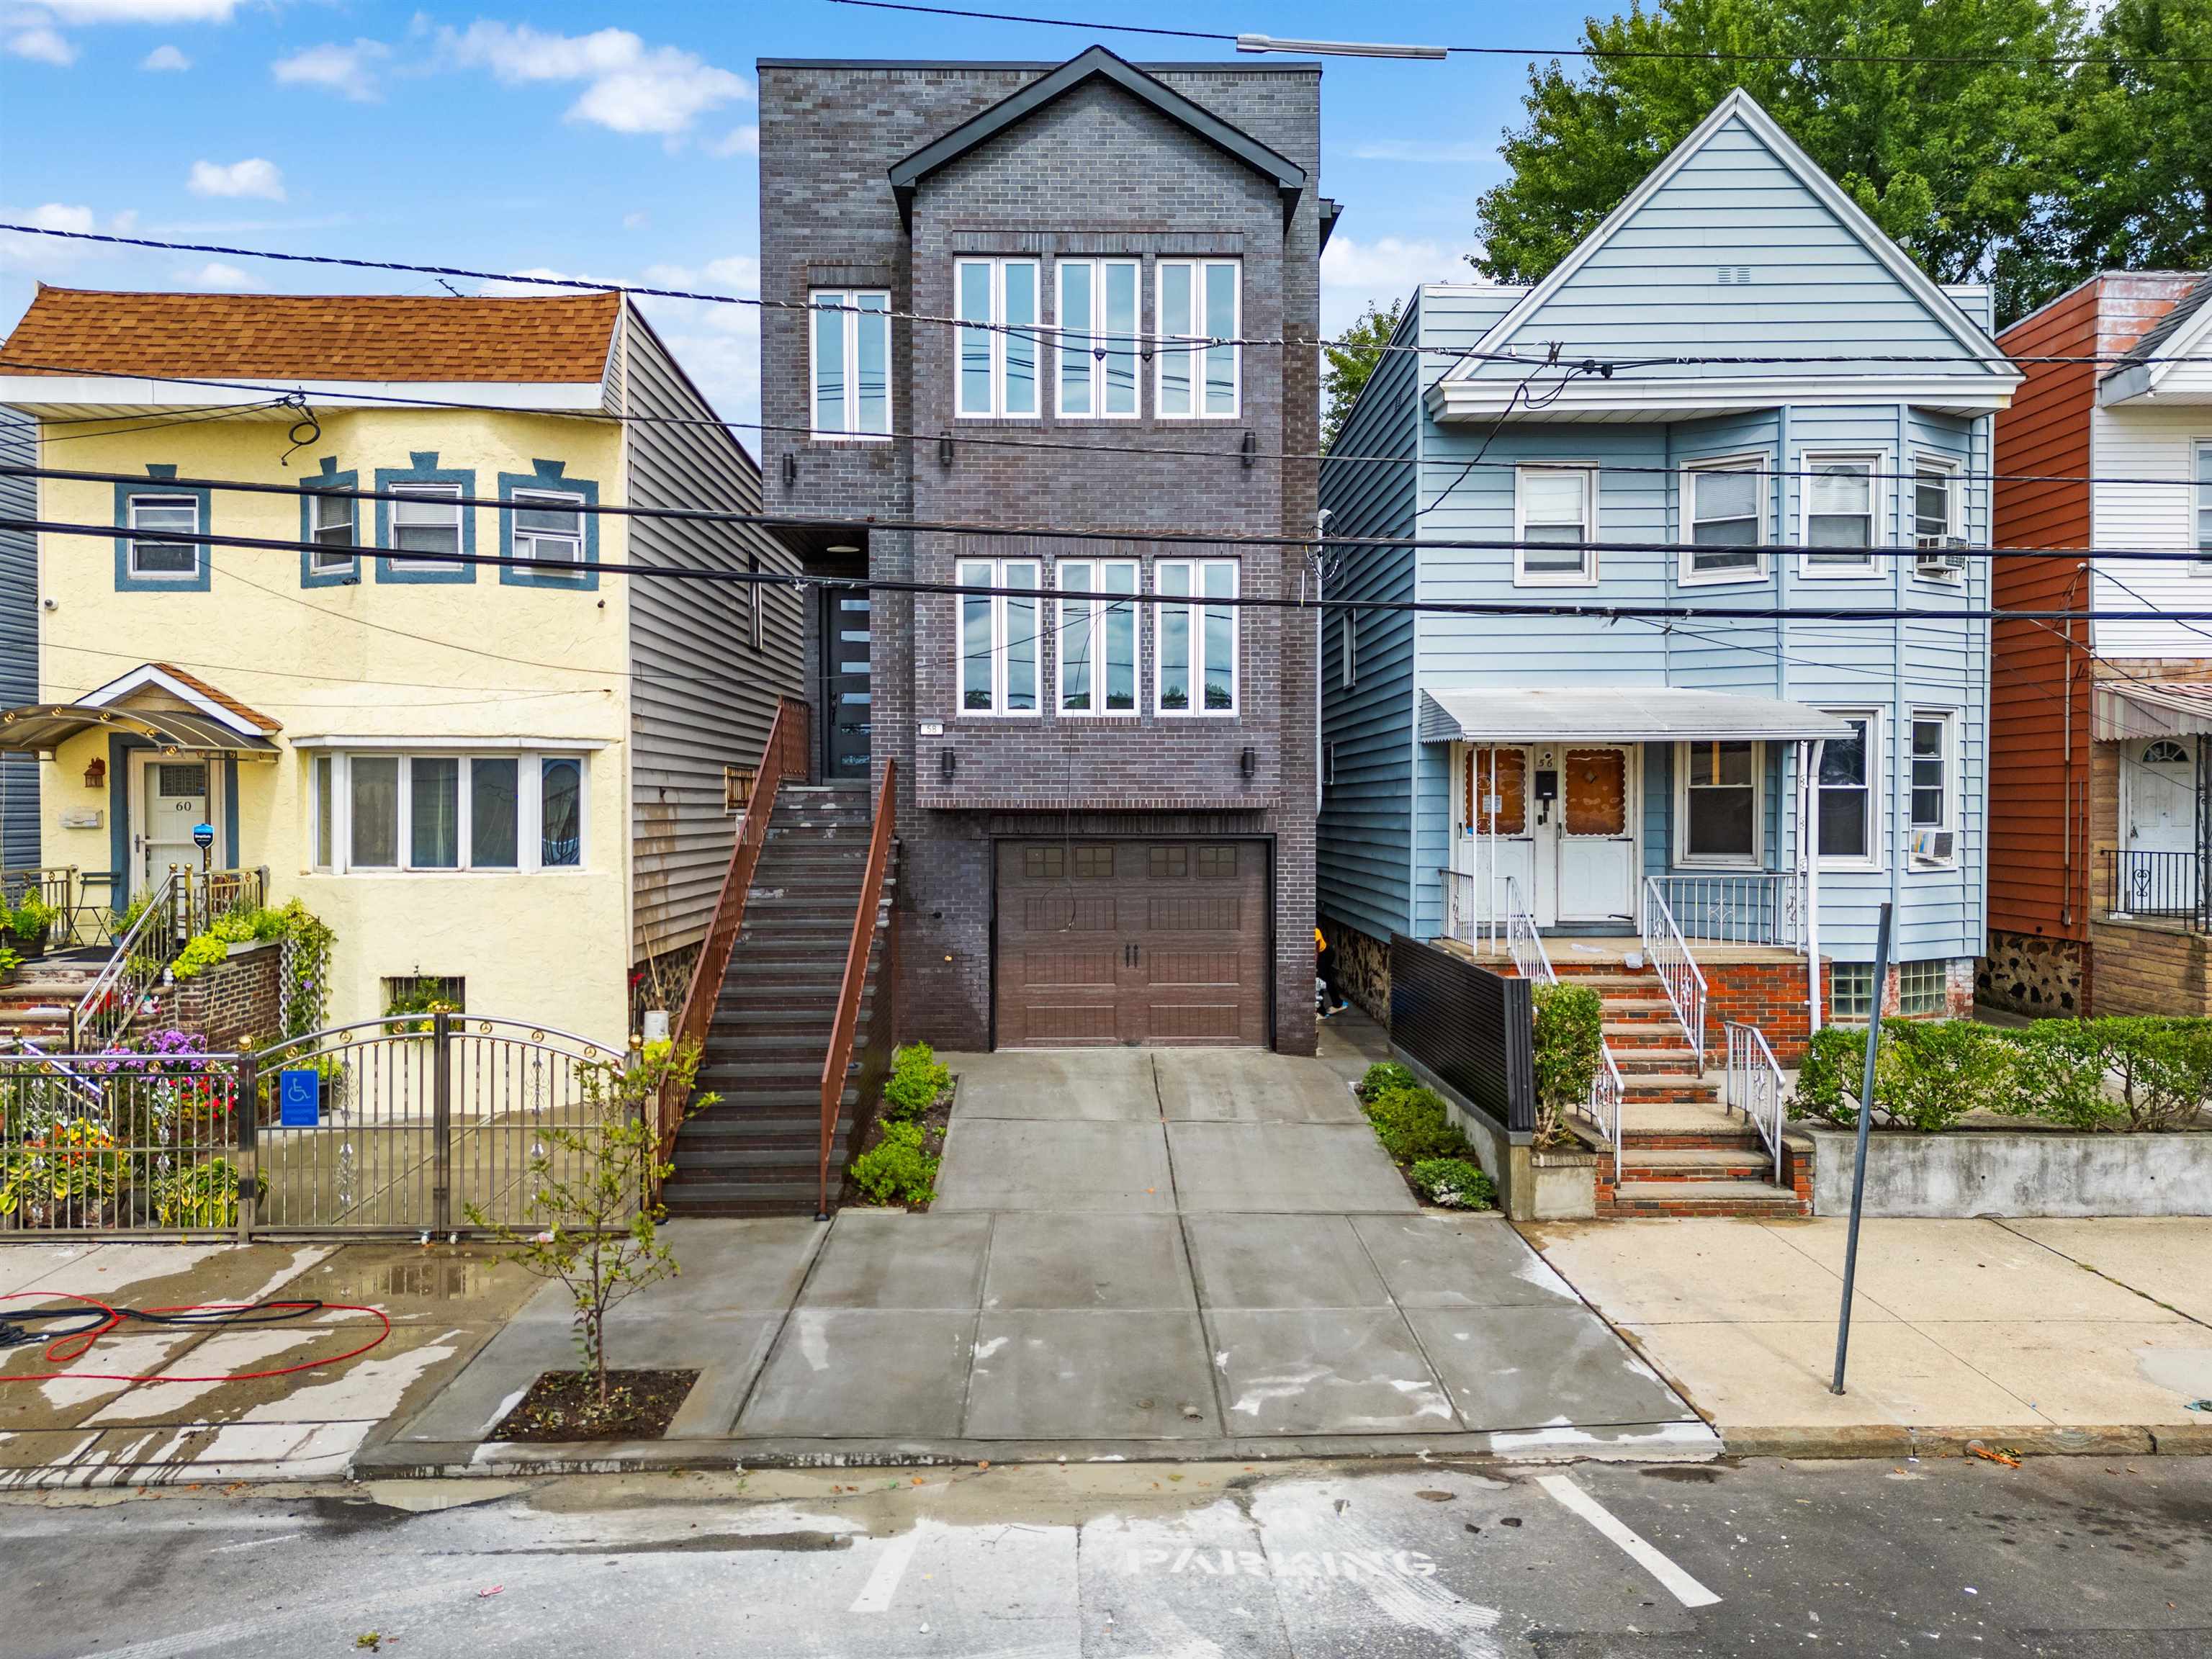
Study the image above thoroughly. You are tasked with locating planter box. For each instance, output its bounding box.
[1804,1124,2212,1218]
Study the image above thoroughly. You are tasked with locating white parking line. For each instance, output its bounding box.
[848,1523,925,1613]
[1537,1475,1720,1609]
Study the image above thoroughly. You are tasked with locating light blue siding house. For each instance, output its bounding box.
[1319,91,2020,1052]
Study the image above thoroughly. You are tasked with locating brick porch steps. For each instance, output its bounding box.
[1600,1179,1802,1217]
[0,961,102,1045]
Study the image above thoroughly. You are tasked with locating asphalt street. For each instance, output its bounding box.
[4,1455,2208,1658]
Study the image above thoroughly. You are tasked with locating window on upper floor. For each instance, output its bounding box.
[1341,607,1357,688]
[810,289,891,438]
[955,258,1040,419]
[307,488,355,576]
[1056,259,1140,419]
[1678,739,1761,867]
[2194,441,2212,571]
[1817,711,1879,868]
[313,750,583,874]
[1156,258,1240,420]
[1802,455,1880,572]
[389,483,464,572]
[1683,457,1766,582]
[125,493,200,580]
[1155,559,1238,714]
[1514,465,1597,586]
[511,490,583,569]
[1056,559,1138,714]
[957,557,1041,714]
[1912,457,1966,581]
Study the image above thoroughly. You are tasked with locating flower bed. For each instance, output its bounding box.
[1354,1062,1496,1210]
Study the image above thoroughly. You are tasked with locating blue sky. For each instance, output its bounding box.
[0,1,1599,430]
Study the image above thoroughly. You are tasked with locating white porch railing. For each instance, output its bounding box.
[1649,872,1804,950]
[1724,1019,1787,1184]
[1640,877,1710,1072]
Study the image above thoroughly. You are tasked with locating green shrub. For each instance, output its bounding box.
[2005,1017,2212,1133]
[0,944,19,981]
[1357,1061,1416,1102]
[883,1041,951,1122]
[153,1158,266,1228]
[6,894,59,943]
[1363,1084,1472,1164]
[850,1120,939,1206]
[1408,1157,1495,1210]
[166,932,230,982]
[1532,981,1604,1146]
[1791,1019,2015,1132]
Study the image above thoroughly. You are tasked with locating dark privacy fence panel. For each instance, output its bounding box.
[1389,934,1535,1134]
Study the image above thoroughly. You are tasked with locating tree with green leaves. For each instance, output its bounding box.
[1321,297,1403,452]
[2056,0,2212,278]
[1472,0,2095,324]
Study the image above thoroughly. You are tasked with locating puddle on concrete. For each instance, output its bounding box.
[2136,1347,2212,1400]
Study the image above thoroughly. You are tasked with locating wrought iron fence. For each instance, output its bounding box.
[1649,871,1804,950]
[0,1015,627,1239]
[2103,849,2208,931]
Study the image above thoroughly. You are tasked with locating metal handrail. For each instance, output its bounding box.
[1650,871,1804,950]
[67,870,179,1051]
[1724,1019,1787,1184]
[660,696,811,1165]
[819,757,896,1219]
[2103,848,2209,931]
[1640,877,1710,1072]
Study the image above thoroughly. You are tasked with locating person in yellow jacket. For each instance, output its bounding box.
[1316,925,1348,1016]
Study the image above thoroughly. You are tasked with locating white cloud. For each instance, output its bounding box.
[140,43,189,70]
[186,158,285,201]
[1342,139,1497,166]
[0,203,135,272]
[43,1,239,19]
[474,265,584,298]
[1319,235,1478,337]
[7,26,77,64]
[708,124,758,159]
[28,202,96,234]
[271,39,387,101]
[439,22,752,138]
[621,210,649,230]
[184,259,250,289]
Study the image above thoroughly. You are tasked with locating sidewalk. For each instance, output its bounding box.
[1523,1215,2212,1457]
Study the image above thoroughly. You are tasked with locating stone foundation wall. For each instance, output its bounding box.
[1977,930,2088,1017]
[1320,917,1390,1023]
[2086,917,2212,1016]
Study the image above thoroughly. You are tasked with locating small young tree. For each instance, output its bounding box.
[466,1040,714,1420]
[1532,981,1604,1148]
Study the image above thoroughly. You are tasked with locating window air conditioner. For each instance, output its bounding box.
[1911,828,1956,864]
[1915,534,1969,577]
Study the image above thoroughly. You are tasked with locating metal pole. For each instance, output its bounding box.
[1831,899,1892,1395]
[431,1009,453,1235]
[235,1051,258,1244]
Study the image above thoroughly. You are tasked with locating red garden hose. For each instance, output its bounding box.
[0,1290,392,1383]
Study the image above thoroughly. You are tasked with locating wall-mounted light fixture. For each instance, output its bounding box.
[940,747,956,781]
[781,453,798,487]
[1241,430,1256,469]
[1239,745,1257,780]
[938,432,955,469]
[82,756,106,790]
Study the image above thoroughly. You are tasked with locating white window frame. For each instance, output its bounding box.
[956,557,1042,717]
[1673,739,1764,871]
[1910,454,1966,583]
[1053,258,1141,421]
[1153,558,1239,717]
[1907,709,1957,868]
[511,488,584,567]
[2191,440,2212,573]
[1514,464,1600,588]
[1816,708,1882,872]
[308,750,588,875]
[1341,606,1357,689]
[1799,451,1884,576]
[307,489,355,574]
[1154,258,1241,421]
[389,482,464,571]
[1054,557,1139,716]
[125,493,202,581]
[953,258,1042,421]
[808,288,892,440]
[1680,454,1769,585]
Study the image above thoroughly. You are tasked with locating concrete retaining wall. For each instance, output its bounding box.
[1805,1125,2212,1217]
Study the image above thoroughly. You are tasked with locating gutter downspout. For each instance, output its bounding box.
[1806,736,1824,1034]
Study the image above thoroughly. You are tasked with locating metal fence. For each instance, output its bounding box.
[2103,848,2208,931]
[0,1015,626,1240]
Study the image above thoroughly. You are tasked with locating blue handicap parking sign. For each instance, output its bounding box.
[279,1069,321,1128]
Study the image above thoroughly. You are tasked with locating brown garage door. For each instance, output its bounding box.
[995,840,1268,1048]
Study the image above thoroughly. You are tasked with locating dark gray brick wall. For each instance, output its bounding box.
[759,56,1320,1054]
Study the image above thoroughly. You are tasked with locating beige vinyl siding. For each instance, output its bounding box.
[2088,401,2212,659]
[619,305,805,964]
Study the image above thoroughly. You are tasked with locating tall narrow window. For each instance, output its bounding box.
[1156,258,1240,418]
[350,755,400,868]
[1909,713,1954,866]
[956,558,1040,714]
[2196,442,2212,570]
[471,757,518,868]
[410,757,460,869]
[1804,457,1879,569]
[1057,559,1138,713]
[125,494,200,579]
[541,757,583,868]
[747,552,763,649]
[953,258,1040,418]
[1155,559,1238,715]
[1341,608,1357,688]
[1516,466,1596,584]
[313,755,334,869]
[1056,258,1140,418]
[1913,459,1965,579]
[390,484,464,571]
[1817,713,1876,864]
[308,490,355,575]
[809,289,891,437]
[511,490,583,567]
[1685,459,1764,578]
[1680,740,1760,865]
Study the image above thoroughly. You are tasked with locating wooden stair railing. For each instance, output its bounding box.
[818,758,895,1219]
[657,696,809,1173]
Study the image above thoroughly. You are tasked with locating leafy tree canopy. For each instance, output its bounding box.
[1322,297,1404,452]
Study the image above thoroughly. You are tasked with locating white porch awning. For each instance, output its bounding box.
[2093,678,2212,742]
[1418,686,1855,745]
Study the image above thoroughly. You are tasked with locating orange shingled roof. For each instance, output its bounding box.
[0,285,621,384]
[148,663,282,734]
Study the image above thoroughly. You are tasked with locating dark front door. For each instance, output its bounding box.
[822,586,871,783]
[994,840,1268,1048]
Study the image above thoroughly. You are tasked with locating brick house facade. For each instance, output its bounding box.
[757,48,1325,1053]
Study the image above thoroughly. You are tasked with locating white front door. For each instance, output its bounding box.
[132,755,217,893]
[2124,737,2196,911]
[1537,743,1638,927]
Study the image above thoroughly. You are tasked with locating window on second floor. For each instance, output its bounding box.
[1515,466,1597,585]
[307,488,355,575]
[1156,559,1238,714]
[1056,259,1139,419]
[1803,455,1879,572]
[1056,559,1138,714]
[511,490,583,568]
[2194,441,2212,571]
[956,258,1040,419]
[389,483,464,572]
[810,289,891,438]
[1913,457,1966,580]
[958,557,1040,714]
[1683,458,1765,581]
[1156,258,1240,419]
[126,493,200,580]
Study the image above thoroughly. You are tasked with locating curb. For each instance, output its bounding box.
[1722,1424,2210,1460]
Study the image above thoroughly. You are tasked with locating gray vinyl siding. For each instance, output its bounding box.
[619,305,806,964]
[0,411,37,868]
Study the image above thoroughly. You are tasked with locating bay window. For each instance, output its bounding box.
[389,483,464,571]
[1678,739,1761,866]
[2197,442,2212,570]
[309,750,589,873]
[957,557,1040,714]
[1909,711,1955,866]
[307,488,356,575]
[810,289,891,438]
[1155,559,1238,715]
[1056,259,1139,418]
[1684,458,1764,579]
[1515,466,1596,585]
[1156,258,1239,418]
[1817,711,1877,866]
[955,258,1040,418]
[1913,458,1964,580]
[1804,456,1879,570]
[1056,559,1138,714]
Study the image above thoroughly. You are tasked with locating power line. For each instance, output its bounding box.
[826,1,2212,67]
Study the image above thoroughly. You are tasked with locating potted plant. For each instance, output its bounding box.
[1,1117,122,1228]
[3,894,58,958]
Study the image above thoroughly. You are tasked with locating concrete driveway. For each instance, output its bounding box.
[377,1040,1712,1471]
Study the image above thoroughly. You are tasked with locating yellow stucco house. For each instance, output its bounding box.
[0,287,801,1043]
